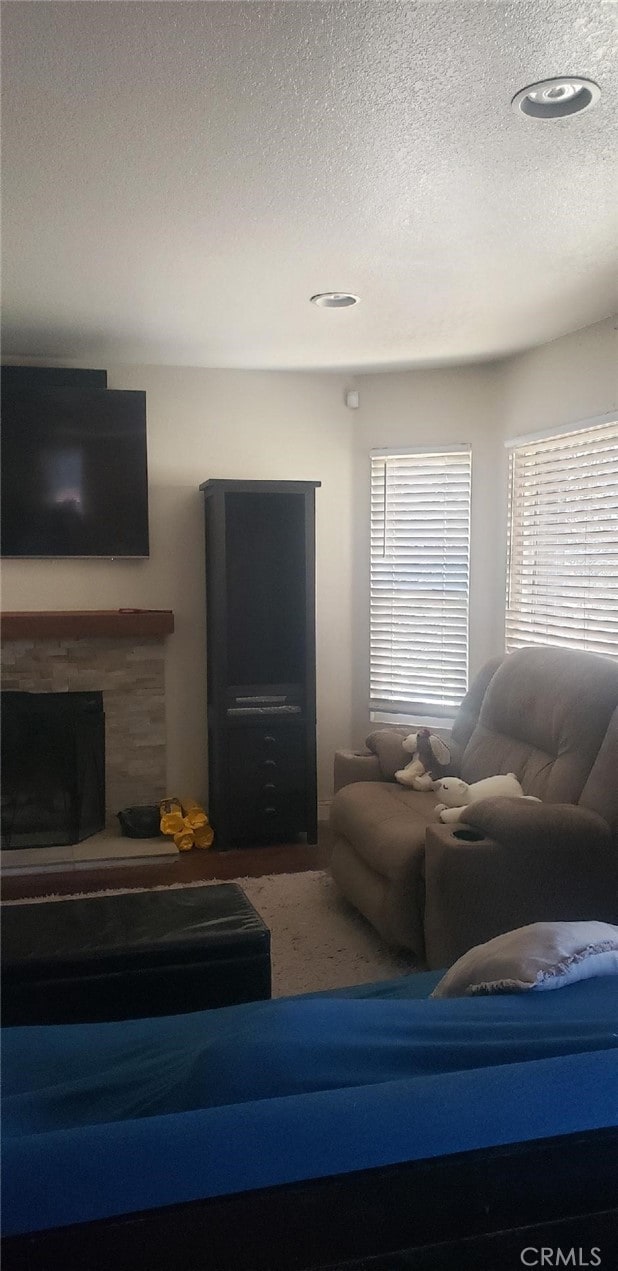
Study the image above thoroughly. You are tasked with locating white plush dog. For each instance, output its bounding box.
[394,728,453,790]
[434,773,540,823]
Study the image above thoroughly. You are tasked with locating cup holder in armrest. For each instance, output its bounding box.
[451,828,485,842]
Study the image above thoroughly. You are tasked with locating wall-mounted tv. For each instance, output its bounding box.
[1,371,149,558]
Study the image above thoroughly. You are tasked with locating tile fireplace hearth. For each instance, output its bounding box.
[1,831,178,875]
[1,610,178,872]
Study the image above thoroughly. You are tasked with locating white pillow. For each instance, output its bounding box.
[431,921,618,998]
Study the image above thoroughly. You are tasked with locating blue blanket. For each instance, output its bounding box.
[3,970,618,1234]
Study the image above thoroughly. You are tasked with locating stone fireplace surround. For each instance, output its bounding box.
[1,611,177,869]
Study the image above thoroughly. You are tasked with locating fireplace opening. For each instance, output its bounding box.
[1,691,105,849]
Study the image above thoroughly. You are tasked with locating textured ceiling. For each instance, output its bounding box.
[2,0,617,370]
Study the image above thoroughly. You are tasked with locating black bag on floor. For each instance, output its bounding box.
[117,805,162,838]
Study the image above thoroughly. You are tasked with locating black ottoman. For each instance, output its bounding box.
[1,883,271,1025]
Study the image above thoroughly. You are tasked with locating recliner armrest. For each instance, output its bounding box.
[423,809,617,970]
[333,750,383,793]
[460,796,612,850]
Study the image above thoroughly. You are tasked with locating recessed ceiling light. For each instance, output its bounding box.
[512,77,601,119]
[310,292,360,308]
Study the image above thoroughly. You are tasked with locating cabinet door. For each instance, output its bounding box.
[224,492,308,689]
[226,724,307,841]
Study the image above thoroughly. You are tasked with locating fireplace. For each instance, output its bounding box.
[1,612,174,839]
[1,691,106,849]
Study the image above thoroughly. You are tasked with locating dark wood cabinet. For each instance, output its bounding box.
[200,479,320,847]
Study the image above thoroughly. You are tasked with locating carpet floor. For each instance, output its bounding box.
[3,870,419,997]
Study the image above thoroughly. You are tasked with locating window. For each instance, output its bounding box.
[506,419,618,657]
[370,447,471,719]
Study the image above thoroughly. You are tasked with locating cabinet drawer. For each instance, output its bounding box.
[226,725,307,840]
[227,726,305,795]
[229,789,307,842]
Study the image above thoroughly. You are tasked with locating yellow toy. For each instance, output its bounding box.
[159,798,214,851]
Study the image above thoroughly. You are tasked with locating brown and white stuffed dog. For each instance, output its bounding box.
[394,727,454,790]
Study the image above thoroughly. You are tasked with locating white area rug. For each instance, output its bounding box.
[3,871,419,997]
[242,871,419,995]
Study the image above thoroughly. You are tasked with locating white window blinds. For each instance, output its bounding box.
[506,420,618,657]
[370,447,471,717]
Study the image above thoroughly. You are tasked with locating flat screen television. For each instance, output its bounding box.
[1,384,149,558]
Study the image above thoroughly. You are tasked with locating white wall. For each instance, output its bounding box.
[0,364,355,805]
[349,362,505,740]
[500,315,618,441]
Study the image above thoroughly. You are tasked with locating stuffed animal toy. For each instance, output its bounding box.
[395,728,453,790]
[434,773,541,823]
[159,797,215,850]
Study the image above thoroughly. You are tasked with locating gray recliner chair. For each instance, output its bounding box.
[329,646,618,967]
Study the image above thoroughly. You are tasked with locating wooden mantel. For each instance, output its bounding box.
[1,610,175,640]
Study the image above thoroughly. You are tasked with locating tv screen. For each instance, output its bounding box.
[1,387,149,558]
